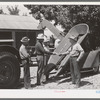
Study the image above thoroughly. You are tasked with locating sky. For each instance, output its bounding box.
[0,4,30,16]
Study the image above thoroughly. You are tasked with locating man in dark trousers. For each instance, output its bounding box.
[19,36,31,89]
[35,34,56,85]
[59,35,84,88]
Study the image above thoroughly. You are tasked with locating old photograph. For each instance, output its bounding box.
[0,2,100,95]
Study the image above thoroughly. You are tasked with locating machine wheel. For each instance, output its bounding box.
[92,66,99,74]
[0,52,20,89]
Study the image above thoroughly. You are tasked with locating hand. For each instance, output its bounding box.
[76,59,79,62]
[58,52,68,56]
[58,53,63,56]
[52,52,57,55]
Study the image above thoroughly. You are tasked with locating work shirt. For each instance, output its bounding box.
[35,41,52,55]
[68,43,84,57]
[19,44,29,59]
[43,44,50,52]
[54,39,60,49]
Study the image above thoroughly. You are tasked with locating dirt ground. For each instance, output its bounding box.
[17,66,100,89]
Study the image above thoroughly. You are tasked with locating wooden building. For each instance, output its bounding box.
[0,14,43,49]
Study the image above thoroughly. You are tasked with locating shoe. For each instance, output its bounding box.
[24,84,31,89]
[28,87,32,89]
[40,83,45,86]
[35,83,44,86]
[72,82,76,84]
[35,83,41,86]
[72,81,76,84]
[74,84,80,88]
[25,86,32,89]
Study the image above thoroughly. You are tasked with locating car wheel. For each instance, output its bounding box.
[0,52,20,89]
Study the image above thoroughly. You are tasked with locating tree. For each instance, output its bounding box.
[7,5,20,15]
[24,5,100,47]
[66,5,100,47]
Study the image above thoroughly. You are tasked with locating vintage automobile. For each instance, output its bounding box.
[0,15,42,89]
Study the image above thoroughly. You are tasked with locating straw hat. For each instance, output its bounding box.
[37,34,44,40]
[43,38,50,42]
[68,35,77,41]
[21,36,30,42]
[55,39,61,43]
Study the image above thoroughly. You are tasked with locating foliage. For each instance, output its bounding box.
[24,5,100,47]
[7,5,20,15]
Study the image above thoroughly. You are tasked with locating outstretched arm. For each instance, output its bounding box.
[59,51,70,56]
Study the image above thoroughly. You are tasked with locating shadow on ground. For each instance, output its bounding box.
[16,70,100,89]
[16,76,37,89]
[80,80,93,87]
[45,70,99,87]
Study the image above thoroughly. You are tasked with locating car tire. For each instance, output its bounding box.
[0,52,20,89]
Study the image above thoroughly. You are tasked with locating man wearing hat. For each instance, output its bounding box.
[19,36,31,89]
[59,35,84,88]
[35,34,56,85]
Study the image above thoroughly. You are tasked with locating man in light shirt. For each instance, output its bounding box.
[35,34,56,85]
[19,36,31,89]
[59,35,84,88]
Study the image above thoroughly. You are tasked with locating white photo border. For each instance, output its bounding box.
[0,1,100,99]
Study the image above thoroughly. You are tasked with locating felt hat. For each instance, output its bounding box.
[43,38,50,42]
[56,39,61,43]
[37,34,44,40]
[21,36,30,42]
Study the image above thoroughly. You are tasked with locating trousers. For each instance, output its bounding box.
[37,55,44,84]
[70,56,81,85]
[43,54,50,81]
[22,60,31,89]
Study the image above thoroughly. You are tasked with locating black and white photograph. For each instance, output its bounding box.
[0,1,100,98]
